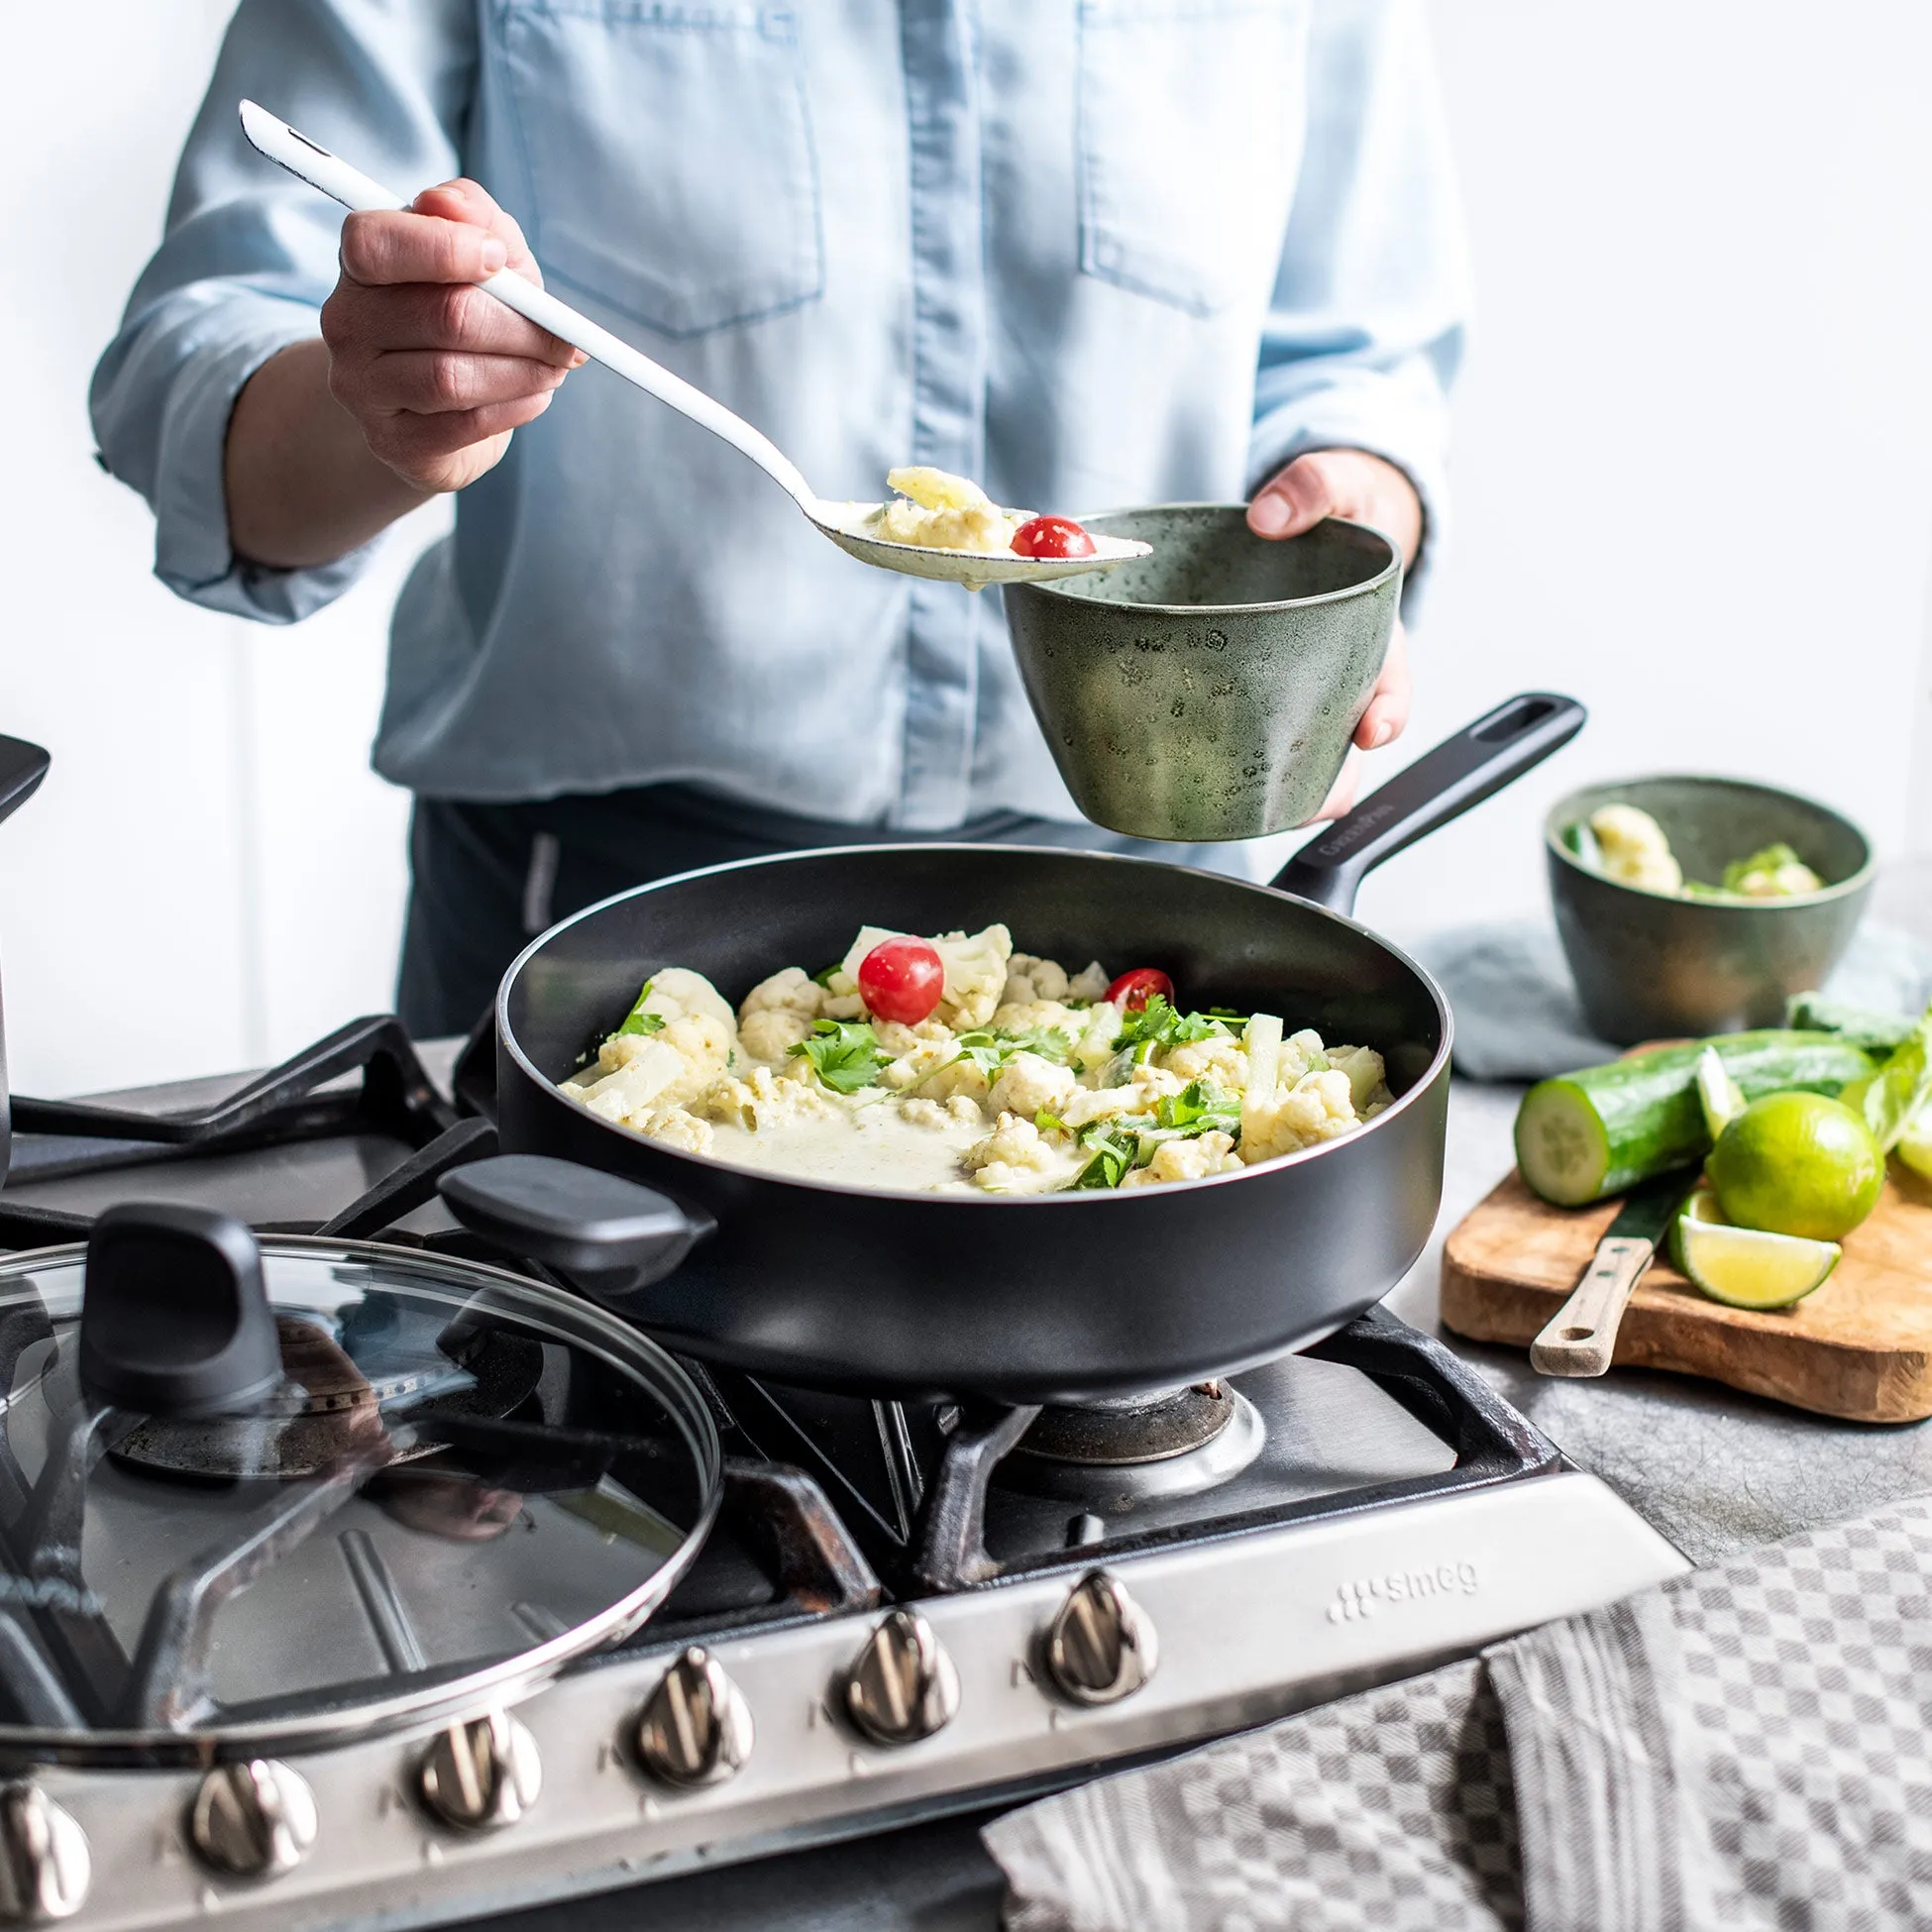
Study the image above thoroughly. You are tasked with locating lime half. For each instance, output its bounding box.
[1671,1189,1840,1310]
[1705,1091,1883,1241]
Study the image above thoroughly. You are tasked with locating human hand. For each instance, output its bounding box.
[321,180,584,495]
[1247,450,1422,821]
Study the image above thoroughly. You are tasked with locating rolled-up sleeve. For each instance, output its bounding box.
[89,0,476,624]
[1248,0,1471,606]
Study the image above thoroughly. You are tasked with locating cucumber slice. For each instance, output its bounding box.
[1515,1030,1878,1207]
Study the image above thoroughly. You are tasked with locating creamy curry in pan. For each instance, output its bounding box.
[558,923,1391,1196]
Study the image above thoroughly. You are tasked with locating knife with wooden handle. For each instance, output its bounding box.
[1530,1174,1697,1377]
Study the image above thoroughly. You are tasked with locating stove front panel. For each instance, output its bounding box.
[46,1470,1684,1932]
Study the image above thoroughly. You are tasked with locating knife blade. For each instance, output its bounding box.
[1530,1172,1698,1378]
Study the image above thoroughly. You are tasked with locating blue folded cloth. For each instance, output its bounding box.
[1403,920,1932,1083]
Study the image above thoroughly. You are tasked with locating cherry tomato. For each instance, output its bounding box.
[1105,968,1174,1012]
[1011,514,1097,560]
[858,936,946,1025]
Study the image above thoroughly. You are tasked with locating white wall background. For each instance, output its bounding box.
[2,1,1929,1096]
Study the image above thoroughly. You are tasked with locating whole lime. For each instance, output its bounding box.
[1705,1091,1883,1241]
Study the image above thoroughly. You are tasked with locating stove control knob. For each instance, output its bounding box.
[189,1760,317,1880]
[1044,1570,1158,1707]
[418,1711,542,1832]
[843,1609,960,1747]
[0,1783,88,1923]
[636,1648,755,1788]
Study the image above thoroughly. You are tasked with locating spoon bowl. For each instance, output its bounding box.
[239,102,1148,593]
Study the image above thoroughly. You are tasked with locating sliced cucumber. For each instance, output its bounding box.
[1515,1030,1878,1207]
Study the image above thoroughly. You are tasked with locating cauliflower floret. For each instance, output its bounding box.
[1003,954,1071,1006]
[1163,1035,1249,1090]
[1326,1044,1390,1115]
[655,1013,736,1105]
[1121,1131,1241,1188]
[738,967,825,1023]
[634,968,737,1033]
[739,1008,816,1065]
[963,1113,1080,1192]
[1057,1086,1139,1128]
[700,1065,840,1132]
[900,1095,988,1130]
[919,1056,993,1107]
[988,1051,1079,1121]
[1239,1069,1362,1165]
[1588,805,1682,895]
[1067,961,1111,1004]
[565,1036,687,1119]
[988,999,1087,1039]
[632,1108,715,1156]
[1127,1063,1186,1109]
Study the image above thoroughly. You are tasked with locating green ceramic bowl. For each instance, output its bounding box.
[1547,775,1876,1044]
[1002,506,1401,841]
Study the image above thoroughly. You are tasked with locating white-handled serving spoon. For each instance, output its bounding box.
[239,102,1148,592]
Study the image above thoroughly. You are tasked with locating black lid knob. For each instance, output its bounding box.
[79,1206,281,1418]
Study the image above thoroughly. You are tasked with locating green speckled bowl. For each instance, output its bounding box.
[1002,506,1401,841]
[1547,775,1876,1044]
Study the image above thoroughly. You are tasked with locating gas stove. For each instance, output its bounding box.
[0,1017,1686,1931]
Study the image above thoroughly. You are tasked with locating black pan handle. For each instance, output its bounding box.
[439,1154,715,1301]
[0,735,50,1194]
[1268,692,1585,915]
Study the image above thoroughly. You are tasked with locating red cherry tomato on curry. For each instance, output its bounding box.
[1011,514,1097,560]
[1105,968,1174,1011]
[858,937,946,1025]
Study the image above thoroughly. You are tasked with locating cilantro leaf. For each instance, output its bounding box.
[615,980,667,1038]
[1072,1122,1137,1190]
[1151,1081,1239,1134]
[1035,1108,1070,1135]
[789,1019,890,1094]
[1114,996,1226,1053]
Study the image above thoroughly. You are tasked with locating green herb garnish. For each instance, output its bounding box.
[1115,996,1226,1053]
[615,980,667,1038]
[1072,1122,1137,1190]
[789,1019,890,1094]
[1151,1081,1240,1134]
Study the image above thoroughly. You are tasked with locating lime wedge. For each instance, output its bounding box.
[1901,1112,1932,1182]
[1671,1189,1839,1309]
[1694,1044,1747,1141]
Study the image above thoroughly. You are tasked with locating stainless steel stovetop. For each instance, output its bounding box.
[0,1024,1687,1932]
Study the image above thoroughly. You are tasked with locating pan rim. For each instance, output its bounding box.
[496,842,1455,1207]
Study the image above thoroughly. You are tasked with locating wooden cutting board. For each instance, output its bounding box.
[1441,1165,1932,1423]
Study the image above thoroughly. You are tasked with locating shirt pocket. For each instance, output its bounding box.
[493,3,823,339]
[1076,0,1305,318]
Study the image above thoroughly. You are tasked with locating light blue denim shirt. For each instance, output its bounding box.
[92,0,1468,828]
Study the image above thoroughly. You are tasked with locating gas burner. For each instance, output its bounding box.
[996,1384,1267,1502]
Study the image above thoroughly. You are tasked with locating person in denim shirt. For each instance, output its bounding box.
[92,0,1468,1035]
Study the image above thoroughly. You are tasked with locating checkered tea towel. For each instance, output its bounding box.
[983,1499,1932,1932]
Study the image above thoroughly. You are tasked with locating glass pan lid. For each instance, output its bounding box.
[0,1235,719,1768]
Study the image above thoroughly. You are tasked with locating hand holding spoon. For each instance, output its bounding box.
[238,102,1148,592]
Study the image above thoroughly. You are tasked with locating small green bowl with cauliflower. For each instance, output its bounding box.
[1546,775,1875,1044]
